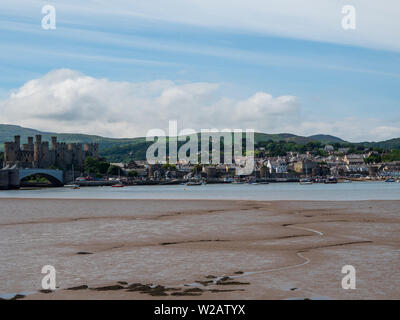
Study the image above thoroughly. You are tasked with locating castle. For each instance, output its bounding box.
[3,135,99,170]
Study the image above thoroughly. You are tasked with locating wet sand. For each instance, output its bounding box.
[0,198,399,300]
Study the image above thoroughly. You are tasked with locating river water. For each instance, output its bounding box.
[0,181,399,201]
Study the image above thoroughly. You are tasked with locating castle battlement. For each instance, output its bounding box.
[3,135,99,170]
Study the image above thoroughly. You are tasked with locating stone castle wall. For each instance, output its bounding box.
[3,135,99,170]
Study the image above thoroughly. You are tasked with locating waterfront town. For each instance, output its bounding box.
[1,135,400,189]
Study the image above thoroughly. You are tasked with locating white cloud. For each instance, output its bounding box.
[0,69,398,142]
[0,69,299,138]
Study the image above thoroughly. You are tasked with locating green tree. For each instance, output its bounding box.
[84,157,110,175]
[382,150,400,162]
[365,154,382,164]
[107,165,122,176]
[127,170,138,177]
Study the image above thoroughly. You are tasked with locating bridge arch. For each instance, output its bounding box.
[19,169,64,186]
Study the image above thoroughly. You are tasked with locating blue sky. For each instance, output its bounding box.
[0,0,399,141]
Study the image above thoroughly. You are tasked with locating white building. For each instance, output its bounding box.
[267,158,288,173]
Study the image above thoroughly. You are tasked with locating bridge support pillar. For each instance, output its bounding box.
[0,169,20,190]
[8,169,20,189]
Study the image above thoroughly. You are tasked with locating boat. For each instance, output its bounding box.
[64,184,79,188]
[185,181,203,186]
[248,179,259,185]
[385,178,395,183]
[324,176,338,184]
[112,184,125,187]
[232,181,244,184]
[299,178,313,185]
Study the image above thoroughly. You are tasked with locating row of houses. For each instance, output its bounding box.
[109,153,400,180]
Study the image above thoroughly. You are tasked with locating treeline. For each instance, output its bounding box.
[100,141,154,162]
[97,137,400,163]
[83,157,138,177]
[255,140,360,157]
[365,150,400,164]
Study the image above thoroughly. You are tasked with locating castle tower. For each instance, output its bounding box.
[33,135,50,168]
[14,135,21,146]
[84,143,99,158]
[34,135,42,165]
[4,136,21,164]
[51,136,57,150]
[22,136,34,152]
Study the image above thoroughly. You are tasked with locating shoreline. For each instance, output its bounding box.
[1,196,399,201]
[0,198,399,300]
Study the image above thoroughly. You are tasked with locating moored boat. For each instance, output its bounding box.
[324,176,338,184]
[300,178,312,185]
[112,184,125,187]
[185,181,204,186]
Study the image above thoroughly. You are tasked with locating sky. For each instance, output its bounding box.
[0,0,399,142]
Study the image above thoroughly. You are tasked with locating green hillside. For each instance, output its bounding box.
[360,138,400,150]
[1,124,399,162]
[0,124,145,152]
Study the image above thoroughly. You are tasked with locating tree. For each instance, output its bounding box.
[97,161,111,175]
[84,157,110,175]
[382,150,400,162]
[127,170,138,177]
[107,165,122,176]
[365,154,382,164]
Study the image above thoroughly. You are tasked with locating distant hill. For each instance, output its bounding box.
[307,134,346,144]
[253,133,345,144]
[0,124,146,152]
[360,138,400,150]
[1,124,398,161]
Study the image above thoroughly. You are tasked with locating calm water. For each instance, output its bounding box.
[0,181,399,201]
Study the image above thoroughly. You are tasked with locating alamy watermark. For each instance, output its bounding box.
[341,265,356,289]
[41,5,56,30]
[41,265,56,290]
[342,5,356,30]
[146,121,255,175]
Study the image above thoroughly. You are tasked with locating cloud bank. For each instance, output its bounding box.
[0,69,398,142]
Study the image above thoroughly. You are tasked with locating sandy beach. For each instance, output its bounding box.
[0,198,399,300]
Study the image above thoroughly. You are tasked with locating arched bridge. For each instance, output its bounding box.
[19,169,64,186]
